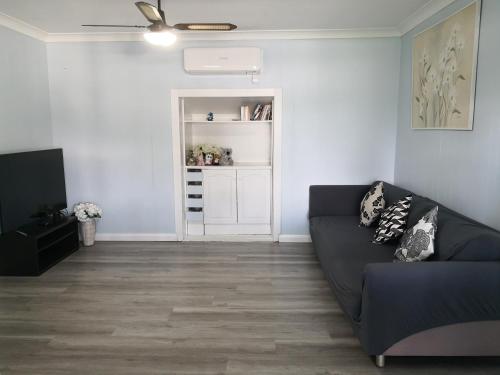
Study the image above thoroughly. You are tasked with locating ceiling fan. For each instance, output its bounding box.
[82,0,237,46]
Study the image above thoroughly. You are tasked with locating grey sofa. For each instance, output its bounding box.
[309,182,500,367]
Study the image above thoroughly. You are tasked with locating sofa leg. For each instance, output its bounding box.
[375,355,385,368]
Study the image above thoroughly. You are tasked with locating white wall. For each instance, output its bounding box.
[0,26,52,152]
[395,0,500,230]
[46,38,401,236]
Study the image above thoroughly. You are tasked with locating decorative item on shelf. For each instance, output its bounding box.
[219,148,234,166]
[207,112,214,121]
[196,154,205,166]
[240,105,250,121]
[186,150,196,166]
[205,153,214,165]
[73,202,103,247]
[193,144,222,167]
[213,154,220,165]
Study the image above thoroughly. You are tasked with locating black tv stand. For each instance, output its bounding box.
[0,216,79,276]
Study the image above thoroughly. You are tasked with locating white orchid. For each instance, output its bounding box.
[73,202,103,222]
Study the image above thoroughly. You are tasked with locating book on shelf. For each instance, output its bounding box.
[259,104,272,121]
[251,104,262,121]
[250,103,272,121]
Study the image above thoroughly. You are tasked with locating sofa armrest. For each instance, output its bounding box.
[359,261,500,355]
[309,185,369,218]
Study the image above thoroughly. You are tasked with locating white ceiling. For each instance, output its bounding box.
[0,0,432,34]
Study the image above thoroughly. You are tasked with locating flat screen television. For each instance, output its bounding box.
[0,149,67,234]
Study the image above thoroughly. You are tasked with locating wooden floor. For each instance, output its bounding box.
[1,242,499,374]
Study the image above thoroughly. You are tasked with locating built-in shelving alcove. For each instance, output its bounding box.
[171,89,282,241]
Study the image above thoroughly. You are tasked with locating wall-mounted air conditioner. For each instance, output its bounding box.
[183,48,263,75]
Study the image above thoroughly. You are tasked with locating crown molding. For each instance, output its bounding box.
[1,0,459,44]
[0,11,47,41]
[45,28,400,43]
[46,32,143,43]
[0,11,401,42]
[398,0,457,35]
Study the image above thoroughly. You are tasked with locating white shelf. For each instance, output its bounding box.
[184,120,272,124]
[185,162,271,170]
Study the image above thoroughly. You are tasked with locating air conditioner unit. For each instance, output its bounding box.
[183,48,262,75]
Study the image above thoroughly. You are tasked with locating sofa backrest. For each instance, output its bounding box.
[382,183,412,207]
[384,182,500,261]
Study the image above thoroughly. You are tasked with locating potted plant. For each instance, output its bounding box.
[73,202,103,246]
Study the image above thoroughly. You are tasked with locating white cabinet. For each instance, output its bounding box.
[200,168,271,232]
[237,169,271,224]
[203,169,237,224]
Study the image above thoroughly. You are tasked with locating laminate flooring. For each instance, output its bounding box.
[1,242,499,374]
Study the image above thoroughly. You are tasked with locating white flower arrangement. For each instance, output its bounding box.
[73,202,103,222]
[192,144,221,158]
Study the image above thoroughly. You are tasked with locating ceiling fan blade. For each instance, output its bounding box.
[82,24,148,28]
[173,23,237,31]
[135,2,164,23]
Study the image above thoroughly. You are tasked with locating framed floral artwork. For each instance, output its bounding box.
[412,1,481,130]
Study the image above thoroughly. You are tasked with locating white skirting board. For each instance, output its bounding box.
[186,235,274,242]
[95,233,179,241]
[93,233,311,243]
[278,234,312,243]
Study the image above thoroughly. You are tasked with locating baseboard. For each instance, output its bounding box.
[94,233,311,243]
[278,234,312,243]
[95,233,179,241]
[186,234,274,242]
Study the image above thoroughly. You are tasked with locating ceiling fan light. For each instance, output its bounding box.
[187,24,231,31]
[144,30,177,46]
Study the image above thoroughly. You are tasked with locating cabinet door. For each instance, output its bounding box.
[203,169,237,224]
[237,169,271,224]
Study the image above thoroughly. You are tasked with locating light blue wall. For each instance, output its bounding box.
[395,0,500,230]
[4,1,498,236]
[0,26,52,152]
[47,38,401,235]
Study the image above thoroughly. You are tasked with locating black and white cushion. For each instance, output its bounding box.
[373,195,412,244]
[360,181,385,227]
[395,206,439,262]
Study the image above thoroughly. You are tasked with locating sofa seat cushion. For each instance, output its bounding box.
[310,215,395,321]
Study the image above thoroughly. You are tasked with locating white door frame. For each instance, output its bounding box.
[170,88,283,241]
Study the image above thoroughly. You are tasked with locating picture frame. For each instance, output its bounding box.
[411,0,481,130]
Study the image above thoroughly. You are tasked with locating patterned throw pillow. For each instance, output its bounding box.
[395,206,439,262]
[360,181,385,227]
[373,195,412,244]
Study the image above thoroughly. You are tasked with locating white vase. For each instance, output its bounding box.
[80,219,96,246]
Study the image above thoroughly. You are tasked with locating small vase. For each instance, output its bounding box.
[80,219,96,246]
